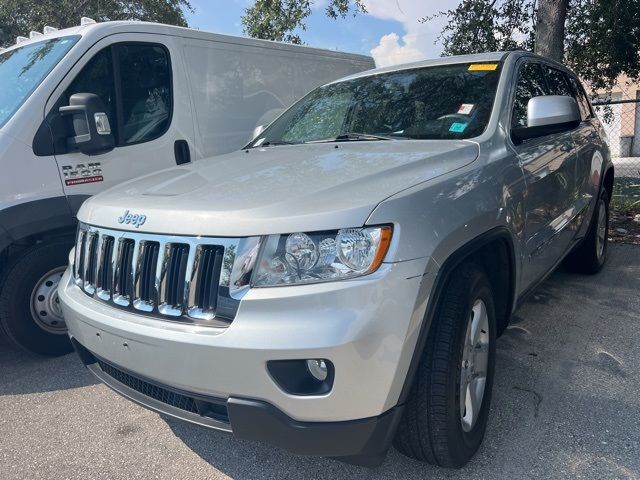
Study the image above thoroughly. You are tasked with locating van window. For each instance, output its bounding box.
[64,42,172,147]
[0,36,79,128]
[67,48,117,140]
[117,44,172,144]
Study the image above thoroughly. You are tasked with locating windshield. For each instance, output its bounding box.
[0,36,79,128]
[254,62,502,146]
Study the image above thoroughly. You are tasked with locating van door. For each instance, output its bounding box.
[45,34,194,210]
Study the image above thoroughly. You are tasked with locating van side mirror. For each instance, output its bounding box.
[59,93,115,155]
[512,95,581,142]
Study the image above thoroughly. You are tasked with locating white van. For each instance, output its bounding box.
[0,20,374,356]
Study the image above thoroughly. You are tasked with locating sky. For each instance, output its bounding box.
[185,0,461,67]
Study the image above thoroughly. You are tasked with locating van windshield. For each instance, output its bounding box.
[253,62,501,146]
[0,36,79,128]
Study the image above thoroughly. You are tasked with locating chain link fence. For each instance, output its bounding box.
[592,98,640,202]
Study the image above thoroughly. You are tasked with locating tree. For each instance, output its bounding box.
[241,0,365,45]
[433,0,640,95]
[535,0,569,61]
[0,0,193,47]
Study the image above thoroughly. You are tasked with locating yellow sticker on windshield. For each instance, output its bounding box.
[468,63,499,71]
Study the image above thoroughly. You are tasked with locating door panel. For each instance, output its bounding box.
[510,61,581,289]
[517,131,579,286]
[47,34,193,201]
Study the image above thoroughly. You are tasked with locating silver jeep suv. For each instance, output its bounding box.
[59,51,613,468]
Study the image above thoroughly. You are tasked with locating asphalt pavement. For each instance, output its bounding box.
[1,244,639,480]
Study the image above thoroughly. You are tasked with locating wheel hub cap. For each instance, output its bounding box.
[460,299,490,432]
[30,267,67,334]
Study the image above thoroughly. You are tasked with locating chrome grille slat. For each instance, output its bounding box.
[83,233,98,294]
[134,241,160,312]
[74,225,246,327]
[96,236,115,301]
[74,230,87,286]
[188,246,224,320]
[113,238,135,307]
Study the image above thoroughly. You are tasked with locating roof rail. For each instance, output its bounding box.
[80,17,96,26]
[29,31,43,39]
[16,36,28,44]
[43,26,58,34]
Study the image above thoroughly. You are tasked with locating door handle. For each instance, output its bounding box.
[174,140,191,165]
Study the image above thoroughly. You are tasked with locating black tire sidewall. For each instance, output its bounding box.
[0,240,74,356]
[595,190,609,268]
[447,276,497,465]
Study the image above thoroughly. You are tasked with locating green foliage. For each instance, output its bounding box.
[241,0,365,45]
[434,0,640,95]
[566,0,640,92]
[431,0,537,55]
[0,0,193,47]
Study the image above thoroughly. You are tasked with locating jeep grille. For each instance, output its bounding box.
[73,224,251,326]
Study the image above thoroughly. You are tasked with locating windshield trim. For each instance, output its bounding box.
[0,35,80,129]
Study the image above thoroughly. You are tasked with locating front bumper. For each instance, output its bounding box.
[59,258,432,464]
[72,338,403,466]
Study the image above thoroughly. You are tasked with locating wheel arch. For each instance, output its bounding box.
[397,226,516,405]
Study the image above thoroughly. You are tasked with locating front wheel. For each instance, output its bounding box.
[394,263,496,468]
[0,240,74,356]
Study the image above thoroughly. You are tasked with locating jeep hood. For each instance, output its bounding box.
[79,141,478,237]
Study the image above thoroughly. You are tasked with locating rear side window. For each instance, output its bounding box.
[64,42,172,147]
[511,63,549,128]
[544,66,573,97]
[567,75,593,121]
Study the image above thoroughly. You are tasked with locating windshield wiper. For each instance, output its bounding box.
[306,132,395,143]
[250,140,297,148]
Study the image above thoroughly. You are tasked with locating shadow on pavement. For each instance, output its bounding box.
[0,338,97,395]
[164,245,640,479]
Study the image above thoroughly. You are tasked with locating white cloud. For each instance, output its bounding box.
[365,0,461,67]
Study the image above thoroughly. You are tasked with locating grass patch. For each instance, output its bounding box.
[611,177,640,215]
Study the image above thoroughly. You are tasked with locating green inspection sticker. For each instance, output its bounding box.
[449,122,468,133]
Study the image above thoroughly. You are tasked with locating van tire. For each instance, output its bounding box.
[0,239,74,356]
[394,263,496,467]
[564,189,609,274]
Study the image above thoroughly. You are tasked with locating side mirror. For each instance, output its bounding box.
[59,93,115,155]
[512,95,581,142]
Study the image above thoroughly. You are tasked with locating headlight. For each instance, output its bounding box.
[252,226,392,287]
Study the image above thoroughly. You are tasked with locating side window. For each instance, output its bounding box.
[116,44,172,145]
[66,48,117,139]
[567,75,593,121]
[63,42,171,148]
[511,63,549,128]
[544,66,573,97]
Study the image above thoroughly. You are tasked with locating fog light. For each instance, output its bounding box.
[306,359,328,382]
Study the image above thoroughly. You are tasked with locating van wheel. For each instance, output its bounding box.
[394,263,496,468]
[0,240,74,356]
[564,189,609,274]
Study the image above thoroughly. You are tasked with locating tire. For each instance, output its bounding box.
[564,188,609,274]
[394,263,496,468]
[0,239,74,356]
